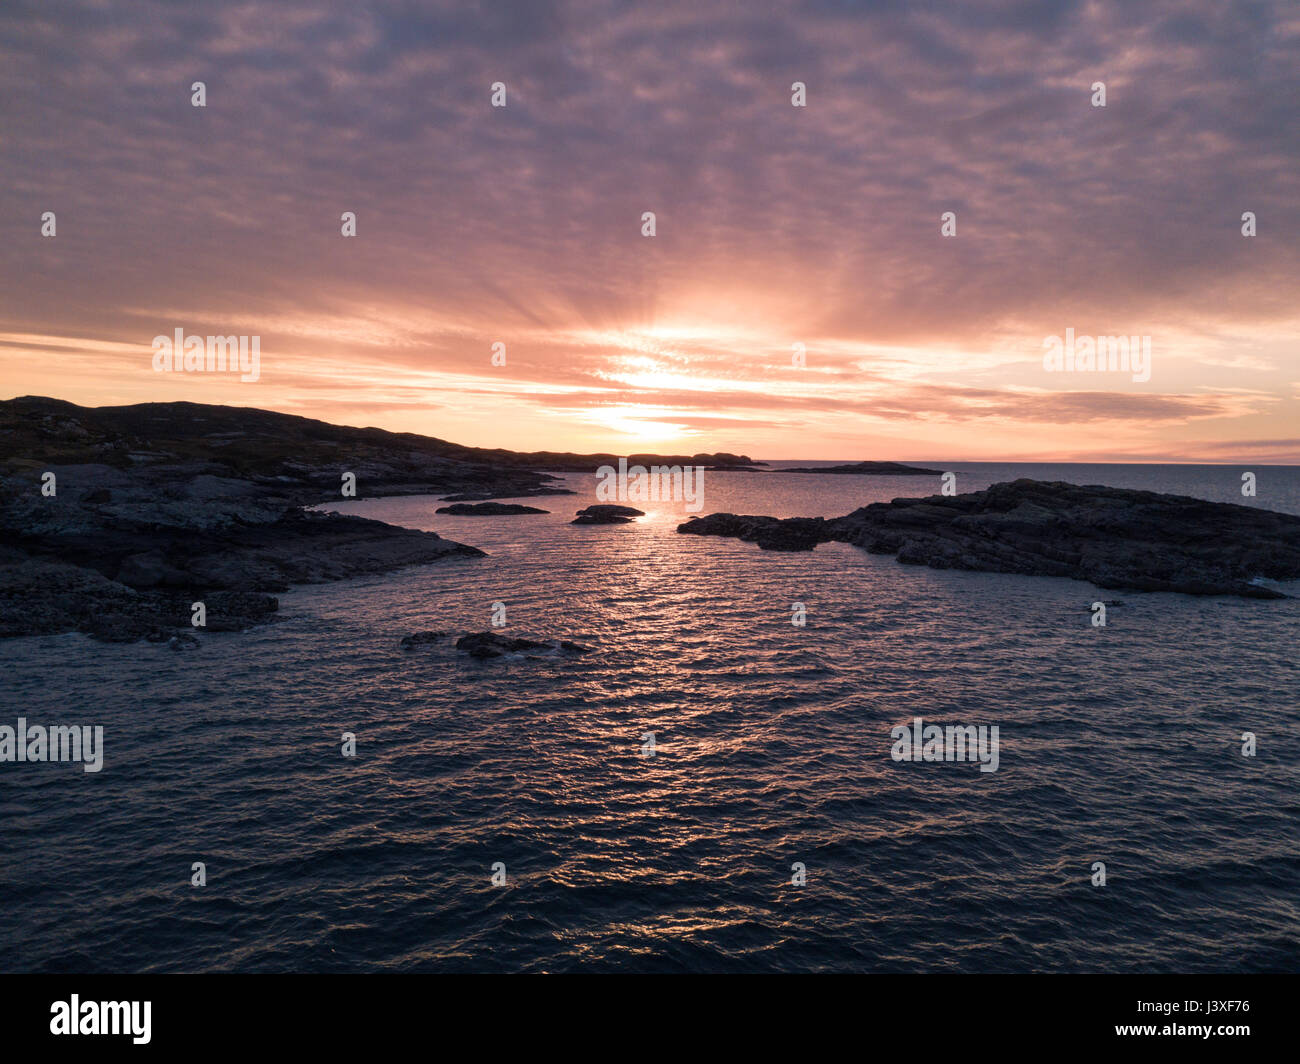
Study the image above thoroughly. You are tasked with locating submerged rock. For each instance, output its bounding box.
[677,479,1300,599]
[456,632,547,658]
[435,502,549,515]
[400,630,449,648]
[571,505,645,525]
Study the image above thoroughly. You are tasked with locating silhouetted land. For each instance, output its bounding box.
[782,461,944,475]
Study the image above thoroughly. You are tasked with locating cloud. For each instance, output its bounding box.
[0,0,1296,458]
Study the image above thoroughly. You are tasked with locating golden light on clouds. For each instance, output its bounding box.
[2,0,1298,461]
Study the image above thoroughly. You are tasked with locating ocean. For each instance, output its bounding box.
[2,463,1298,972]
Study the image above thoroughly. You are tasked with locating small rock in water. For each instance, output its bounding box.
[168,633,200,651]
[435,502,549,515]
[400,630,449,648]
[455,631,591,659]
[456,631,550,658]
[571,505,645,525]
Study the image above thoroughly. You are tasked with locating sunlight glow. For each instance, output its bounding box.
[584,406,691,443]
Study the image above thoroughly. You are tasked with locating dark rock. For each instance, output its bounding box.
[455,631,592,659]
[455,631,551,658]
[435,502,549,515]
[0,401,494,641]
[754,519,828,552]
[203,590,279,631]
[572,505,645,525]
[677,479,1300,599]
[400,630,449,648]
[679,514,829,551]
[167,633,200,651]
[117,551,188,589]
[82,611,155,643]
[0,554,284,642]
[783,461,945,475]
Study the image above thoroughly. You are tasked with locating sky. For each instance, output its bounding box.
[1,0,1297,461]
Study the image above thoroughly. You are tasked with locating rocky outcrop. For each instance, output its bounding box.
[435,502,550,515]
[453,631,591,659]
[0,554,281,641]
[677,514,828,551]
[783,461,945,475]
[571,505,645,525]
[677,479,1300,598]
[0,458,485,641]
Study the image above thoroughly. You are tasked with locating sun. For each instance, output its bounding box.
[588,406,689,443]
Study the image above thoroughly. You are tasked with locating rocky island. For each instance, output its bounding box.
[435,502,550,515]
[782,461,945,475]
[677,479,1300,598]
[571,505,645,525]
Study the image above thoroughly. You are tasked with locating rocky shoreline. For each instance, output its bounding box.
[677,479,1300,599]
[0,397,624,643]
[7,398,1296,644]
[0,396,535,641]
[0,397,788,642]
[0,472,486,641]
